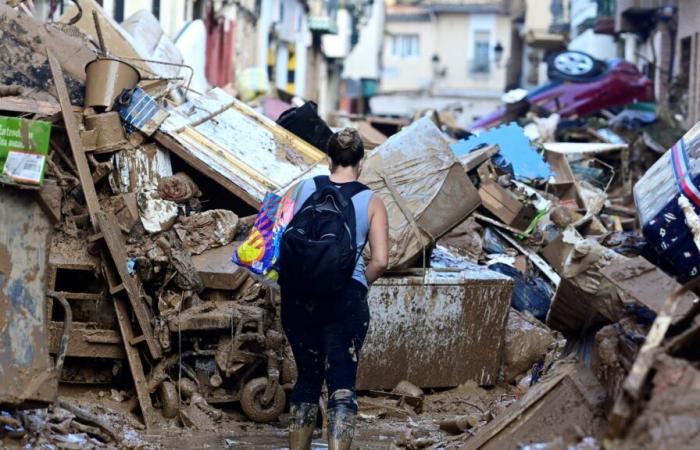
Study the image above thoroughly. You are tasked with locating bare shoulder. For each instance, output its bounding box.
[368,193,387,218]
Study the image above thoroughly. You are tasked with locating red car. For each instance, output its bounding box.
[469,51,653,131]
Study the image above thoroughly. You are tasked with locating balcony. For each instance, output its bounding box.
[615,0,677,33]
[308,0,339,34]
[617,0,672,13]
[594,0,615,34]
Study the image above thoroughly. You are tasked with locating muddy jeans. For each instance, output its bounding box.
[281,280,370,411]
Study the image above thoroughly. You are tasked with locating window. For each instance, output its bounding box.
[681,36,692,89]
[472,30,490,74]
[391,34,420,58]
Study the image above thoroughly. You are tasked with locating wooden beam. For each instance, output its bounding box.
[113,296,157,429]
[97,211,162,359]
[462,364,574,449]
[493,227,561,287]
[46,49,100,228]
[48,322,125,360]
[0,96,61,115]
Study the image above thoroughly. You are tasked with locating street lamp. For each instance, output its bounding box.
[494,42,504,65]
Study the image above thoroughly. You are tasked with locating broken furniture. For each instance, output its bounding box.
[156,88,328,208]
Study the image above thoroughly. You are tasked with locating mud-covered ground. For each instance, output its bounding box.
[2,381,518,449]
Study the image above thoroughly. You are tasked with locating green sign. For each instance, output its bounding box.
[0,116,52,187]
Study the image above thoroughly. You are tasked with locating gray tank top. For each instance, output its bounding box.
[293,178,373,287]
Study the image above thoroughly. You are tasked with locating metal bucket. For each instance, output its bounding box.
[84,57,140,109]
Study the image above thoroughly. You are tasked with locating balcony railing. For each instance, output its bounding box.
[615,0,677,33]
[308,0,339,34]
[617,0,675,14]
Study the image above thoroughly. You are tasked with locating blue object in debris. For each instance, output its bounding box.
[127,258,137,277]
[450,122,552,182]
[117,87,170,136]
[489,262,553,321]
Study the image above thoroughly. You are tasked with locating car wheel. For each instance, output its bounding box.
[547,51,604,81]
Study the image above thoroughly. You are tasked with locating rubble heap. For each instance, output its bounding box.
[2,2,700,449]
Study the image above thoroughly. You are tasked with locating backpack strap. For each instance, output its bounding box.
[340,181,369,199]
[314,176,368,197]
[313,175,331,190]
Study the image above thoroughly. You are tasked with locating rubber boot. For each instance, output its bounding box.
[327,404,357,450]
[288,402,318,450]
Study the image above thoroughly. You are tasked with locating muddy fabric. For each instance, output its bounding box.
[281,280,369,410]
[359,117,479,269]
[173,210,238,255]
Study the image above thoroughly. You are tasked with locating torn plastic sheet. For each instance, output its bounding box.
[450,122,552,182]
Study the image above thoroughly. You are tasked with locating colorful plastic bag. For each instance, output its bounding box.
[233,192,295,280]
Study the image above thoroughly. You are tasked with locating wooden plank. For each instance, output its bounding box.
[462,364,605,449]
[462,364,575,449]
[97,211,161,359]
[609,275,700,435]
[0,96,61,115]
[109,283,125,295]
[154,131,260,208]
[494,228,561,287]
[53,292,103,302]
[113,296,157,429]
[460,144,499,172]
[88,232,104,243]
[48,322,125,359]
[46,49,100,228]
[190,243,250,290]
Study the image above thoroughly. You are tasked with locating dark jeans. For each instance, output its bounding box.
[281,280,370,411]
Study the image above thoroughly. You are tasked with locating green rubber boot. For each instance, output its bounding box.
[327,404,357,450]
[288,402,318,450]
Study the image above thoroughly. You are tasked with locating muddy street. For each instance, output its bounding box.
[4,1,700,449]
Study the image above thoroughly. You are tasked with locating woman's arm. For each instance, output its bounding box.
[365,195,389,285]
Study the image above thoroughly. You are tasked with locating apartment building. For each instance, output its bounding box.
[375,0,517,120]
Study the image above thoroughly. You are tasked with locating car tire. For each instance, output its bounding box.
[547,50,605,82]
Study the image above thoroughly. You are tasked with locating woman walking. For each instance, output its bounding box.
[279,128,389,450]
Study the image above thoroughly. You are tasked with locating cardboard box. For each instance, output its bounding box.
[0,116,52,187]
[478,180,538,231]
[545,150,585,209]
[540,227,582,273]
[476,160,537,231]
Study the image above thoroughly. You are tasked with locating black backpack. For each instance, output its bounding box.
[279,176,368,298]
[276,101,333,153]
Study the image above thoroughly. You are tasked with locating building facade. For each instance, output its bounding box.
[569,0,616,60]
[675,0,700,127]
[517,0,568,89]
[615,0,678,107]
[375,0,517,120]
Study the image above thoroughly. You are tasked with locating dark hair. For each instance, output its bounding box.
[328,128,364,168]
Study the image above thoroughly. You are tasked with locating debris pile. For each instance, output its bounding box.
[0,4,329,445]
[2,3,700,449]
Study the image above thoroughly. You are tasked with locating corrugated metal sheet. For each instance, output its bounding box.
[158,88,328,207]
[357,267,513,390]
[0,188,56,407]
